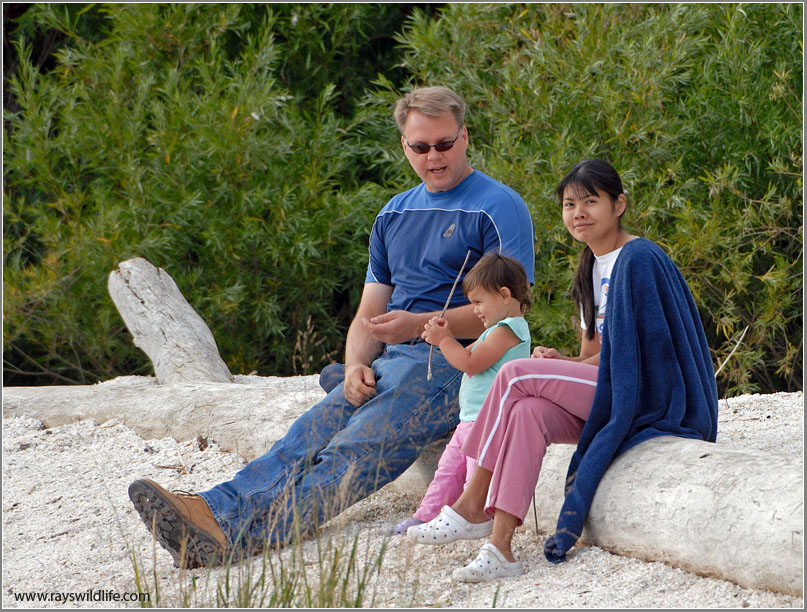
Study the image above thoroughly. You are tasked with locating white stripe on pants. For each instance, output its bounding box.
[461,358,598,524]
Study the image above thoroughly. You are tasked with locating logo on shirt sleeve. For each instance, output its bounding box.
[443,223,456,238]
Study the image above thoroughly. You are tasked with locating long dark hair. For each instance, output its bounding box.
[556,159,626,340]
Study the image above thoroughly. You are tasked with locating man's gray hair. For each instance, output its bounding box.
[393,86,466,134]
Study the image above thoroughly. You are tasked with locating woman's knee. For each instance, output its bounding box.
[509,397,560,437]
[524,399,583,445]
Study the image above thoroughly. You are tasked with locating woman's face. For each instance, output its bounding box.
[561,184,626,254]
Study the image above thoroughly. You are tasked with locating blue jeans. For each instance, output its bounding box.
[198,341,462,550]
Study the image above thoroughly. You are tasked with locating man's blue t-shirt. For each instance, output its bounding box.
[365,170,535,315]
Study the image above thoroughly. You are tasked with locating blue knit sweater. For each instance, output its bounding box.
[544,238,718,563]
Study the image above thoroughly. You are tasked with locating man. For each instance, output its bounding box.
[128,86,535,568]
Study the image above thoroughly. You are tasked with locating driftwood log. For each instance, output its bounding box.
[2,382,802,597]
[3,257,802,596]
[108,258,233,384]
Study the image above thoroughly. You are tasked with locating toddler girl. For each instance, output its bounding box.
[387,252,532,536]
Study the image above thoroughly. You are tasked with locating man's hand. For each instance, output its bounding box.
[532,345,561,359]
[344,363,378,407]
[363,310,422,345]
[422,316,453,346]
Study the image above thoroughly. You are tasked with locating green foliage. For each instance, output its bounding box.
[3,3,802,394]
[238,4,436,118]
[4,3,404,383]
[385,3,802,395]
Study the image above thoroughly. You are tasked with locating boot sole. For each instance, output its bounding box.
[128,479,227,569]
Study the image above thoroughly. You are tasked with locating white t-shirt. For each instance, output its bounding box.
[580,246,623,341]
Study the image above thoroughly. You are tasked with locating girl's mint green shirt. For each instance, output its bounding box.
[458,316,531,422]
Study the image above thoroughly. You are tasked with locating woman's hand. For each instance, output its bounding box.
[532,345,560,359]
[422,316,453,346]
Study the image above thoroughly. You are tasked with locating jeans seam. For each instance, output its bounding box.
[241,468,288,516]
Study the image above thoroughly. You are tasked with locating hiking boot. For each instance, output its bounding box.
[128,478,230,569]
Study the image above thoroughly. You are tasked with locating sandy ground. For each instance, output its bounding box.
[2,389,803,608]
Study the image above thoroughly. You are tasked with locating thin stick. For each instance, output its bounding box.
[533,493,539,533]
[427,249,472,381]
[714,325,749,377]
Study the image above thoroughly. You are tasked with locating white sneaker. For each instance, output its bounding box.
[452,543,523,582]
[407,506,493,545]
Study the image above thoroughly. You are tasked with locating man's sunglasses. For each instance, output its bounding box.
[405,126,463,154]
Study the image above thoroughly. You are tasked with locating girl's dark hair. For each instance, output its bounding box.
[462,252,532,314]
[556,159,626,340]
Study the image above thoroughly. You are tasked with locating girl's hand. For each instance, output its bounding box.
[422,316,453,346]
[532,345,560,359]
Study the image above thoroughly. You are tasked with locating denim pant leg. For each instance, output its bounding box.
[201,343,461,548]
[318,363,345,394]
[262,342,462,546]
[198,382,360,546]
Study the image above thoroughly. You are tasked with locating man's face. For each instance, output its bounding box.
[401,111,470,193]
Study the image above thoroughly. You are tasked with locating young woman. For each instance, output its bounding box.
[409,159,718,583]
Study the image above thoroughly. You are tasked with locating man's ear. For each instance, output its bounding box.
[401,135,407,154]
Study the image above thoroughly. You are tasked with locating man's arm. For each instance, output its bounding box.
[364,303,484,344]
[347,292,484,407]
[344,283,394,407]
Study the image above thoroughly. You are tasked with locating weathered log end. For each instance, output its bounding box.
[108,258,233,384]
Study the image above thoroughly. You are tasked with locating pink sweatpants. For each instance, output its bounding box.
[461,358,598,525]
[414,421,476,522]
